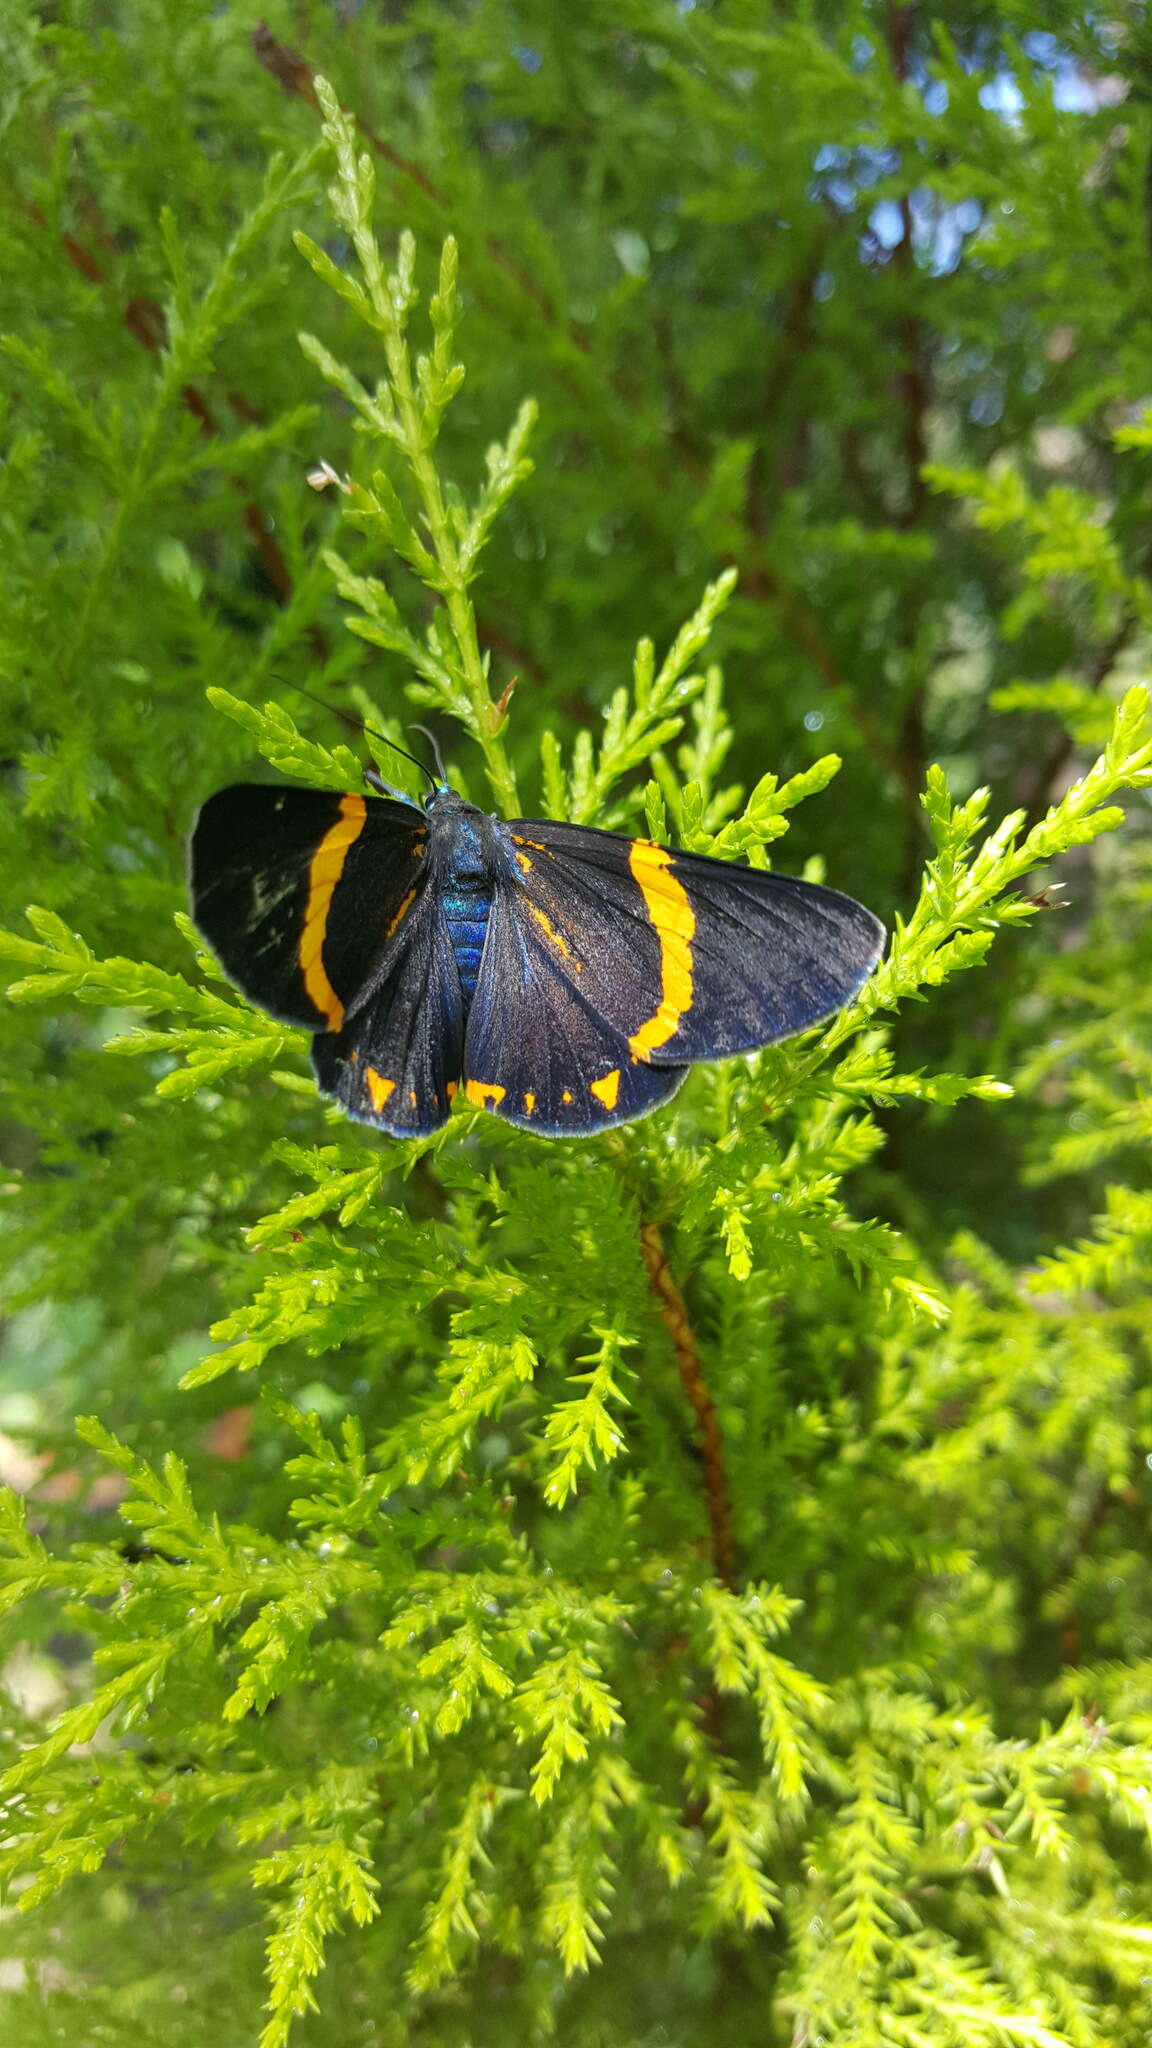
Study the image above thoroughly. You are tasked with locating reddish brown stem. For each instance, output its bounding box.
[639,1222,734,1585]
[24,201,306,619]
[252,20,570,336]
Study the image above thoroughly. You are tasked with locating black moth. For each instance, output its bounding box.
[189,770,884,1139]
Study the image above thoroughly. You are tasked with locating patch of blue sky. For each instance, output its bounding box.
[860,193,983,276]
[868,199,905,251]
[979,73,1024,120]
[1021,29,1121,109]
[981,40,1124,118]
[915,193,982,276]
[810,143,898,212]
[813,34,1109,274]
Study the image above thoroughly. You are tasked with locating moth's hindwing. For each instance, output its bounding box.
[311,888,465,1139]
[189,784,428,1032]
[464,892,687,1135]
[459,818,885,1132]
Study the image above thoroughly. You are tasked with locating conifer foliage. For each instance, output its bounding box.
[3,7,1152,2043]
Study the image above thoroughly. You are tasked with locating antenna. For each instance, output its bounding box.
[272,678,438,793]
[409,723,448,785]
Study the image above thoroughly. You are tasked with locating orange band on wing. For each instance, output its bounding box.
[298,793,367,1030]
[627,842,696,1061]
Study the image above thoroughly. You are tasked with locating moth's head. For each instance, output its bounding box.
[423,782,465,815]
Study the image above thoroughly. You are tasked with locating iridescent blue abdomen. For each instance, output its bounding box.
[440,813,493,1004]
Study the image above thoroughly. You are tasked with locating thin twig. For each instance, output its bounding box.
[639,1221,734,1586]
[252,20,573,337]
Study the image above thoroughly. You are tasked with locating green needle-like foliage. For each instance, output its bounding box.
[3,9,1152,2045]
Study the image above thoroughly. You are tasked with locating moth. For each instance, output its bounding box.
[190,755,884,1138]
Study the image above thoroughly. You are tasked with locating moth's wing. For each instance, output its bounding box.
[602,831,886,1061]
[477,818,885,1070]
[457,825,680,1134]
[189,784,429,1031]
[463,885,686,1134]
[312,886,464,1138]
